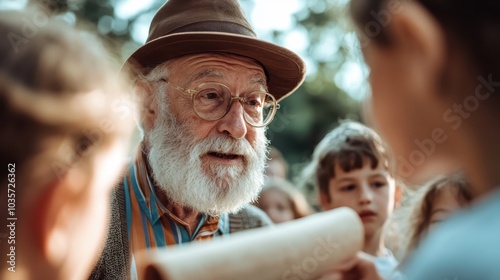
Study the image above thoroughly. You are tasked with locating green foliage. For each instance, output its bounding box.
[267,1,362,182]
[39,0,364,184]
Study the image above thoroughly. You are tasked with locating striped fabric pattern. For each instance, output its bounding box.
[123,149,230,256]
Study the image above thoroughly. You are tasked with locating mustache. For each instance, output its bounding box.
[194,135,255,157]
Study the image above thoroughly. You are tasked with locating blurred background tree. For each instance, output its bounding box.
[21,0,368,204]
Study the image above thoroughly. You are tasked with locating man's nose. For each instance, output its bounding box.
[216,100,248,139]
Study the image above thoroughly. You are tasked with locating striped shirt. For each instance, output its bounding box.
[123,148,230,257]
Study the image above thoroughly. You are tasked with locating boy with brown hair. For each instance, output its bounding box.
[303,121,400,279]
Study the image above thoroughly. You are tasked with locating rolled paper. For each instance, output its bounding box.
[136,207,364,280]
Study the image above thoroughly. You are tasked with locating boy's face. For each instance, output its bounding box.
[320,161,396,237]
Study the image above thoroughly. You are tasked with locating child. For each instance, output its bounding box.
[343,0,500,279]
[401,173,472,263]
[255,178,311,223]
[0,9,135,280]
[304,121,401,279]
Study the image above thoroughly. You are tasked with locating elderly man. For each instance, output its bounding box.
[90,0,305,278]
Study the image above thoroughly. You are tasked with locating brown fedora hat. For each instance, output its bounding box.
[125,0,306,102]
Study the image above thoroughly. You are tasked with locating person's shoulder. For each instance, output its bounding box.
[229,204,274,232]
[403,189,500,280]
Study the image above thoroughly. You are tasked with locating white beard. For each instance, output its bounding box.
[147,103,268,216]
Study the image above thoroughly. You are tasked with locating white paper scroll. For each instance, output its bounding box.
[136,207,364,280]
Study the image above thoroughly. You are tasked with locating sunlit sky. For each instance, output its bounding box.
[0,0,368,100]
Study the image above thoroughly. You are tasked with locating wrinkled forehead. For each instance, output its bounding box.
[168,52,268,88]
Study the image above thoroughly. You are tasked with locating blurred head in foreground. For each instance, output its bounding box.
[0,9,135,280]
[351,0,500,194]
[349,2,500,277]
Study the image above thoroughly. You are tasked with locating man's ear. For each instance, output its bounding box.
[135,80,157,131]
[31,170,85,266]
[384,1,446,96]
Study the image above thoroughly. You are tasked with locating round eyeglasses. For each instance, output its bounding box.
[159,79,279,127]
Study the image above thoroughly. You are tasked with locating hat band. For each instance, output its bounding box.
[169,21,256,37]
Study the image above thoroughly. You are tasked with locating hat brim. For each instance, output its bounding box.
[125,32,306,102]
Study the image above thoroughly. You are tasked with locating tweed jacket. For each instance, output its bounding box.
[89,183,272,280]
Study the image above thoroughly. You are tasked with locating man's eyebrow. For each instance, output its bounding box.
[188,70,268,90]
[189,70,224,84]
[250,76,268,90]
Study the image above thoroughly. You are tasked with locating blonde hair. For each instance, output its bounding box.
[0,9,135,194]
[400,173,473,262]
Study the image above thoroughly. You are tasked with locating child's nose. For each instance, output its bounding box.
[359,183,373,204]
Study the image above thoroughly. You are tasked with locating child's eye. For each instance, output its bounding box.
[341,184,356,191]
[372,181,386,188]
